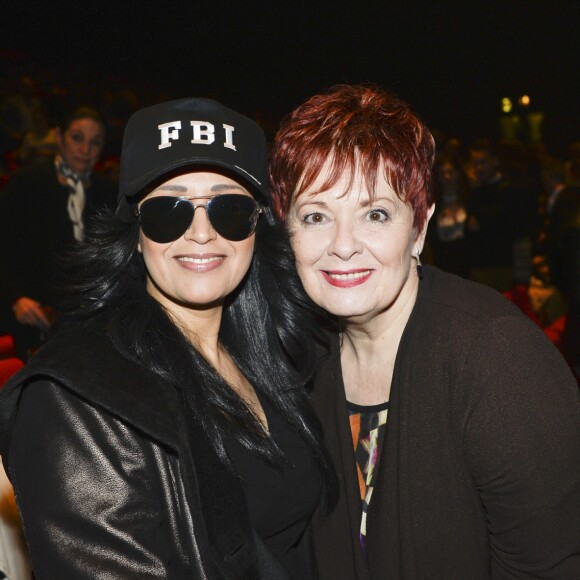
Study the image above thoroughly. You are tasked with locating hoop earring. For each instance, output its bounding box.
[416,252,424,280]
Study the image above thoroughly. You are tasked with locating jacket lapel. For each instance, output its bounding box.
[310,336,371,580]
[0,320,183,452]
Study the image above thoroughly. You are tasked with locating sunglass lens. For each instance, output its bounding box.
[208,195,258,241]
[139,197,193,243]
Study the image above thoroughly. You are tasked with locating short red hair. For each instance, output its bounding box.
[270,84,435,230]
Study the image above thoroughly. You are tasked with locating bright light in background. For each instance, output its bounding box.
[501,97,513,113]
[519,95,531,106]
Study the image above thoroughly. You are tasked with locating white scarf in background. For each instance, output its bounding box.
[55,155,90,242]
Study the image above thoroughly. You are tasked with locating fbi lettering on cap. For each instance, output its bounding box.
[158,121,237,151]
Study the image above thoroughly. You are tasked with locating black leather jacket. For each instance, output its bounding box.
[0,319,292,579]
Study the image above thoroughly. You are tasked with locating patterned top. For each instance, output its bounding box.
[347,400,389,554]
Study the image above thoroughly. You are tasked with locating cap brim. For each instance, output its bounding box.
[125,156,269,203]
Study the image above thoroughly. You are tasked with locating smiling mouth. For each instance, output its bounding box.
[175,255,225,272]
[321,269,373,287]
[177,256,222,264]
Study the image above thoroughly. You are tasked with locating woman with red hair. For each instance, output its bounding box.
[270,85,580,579]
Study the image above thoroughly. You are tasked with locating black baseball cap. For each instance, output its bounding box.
[118,98,269,203]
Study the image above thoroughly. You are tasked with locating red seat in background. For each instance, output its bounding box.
[0,358,24,388]
[0,335,24,388]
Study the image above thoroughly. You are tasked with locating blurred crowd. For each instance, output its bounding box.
[0,74,579,379]
[427,132,580,377]
[0,74,153,187]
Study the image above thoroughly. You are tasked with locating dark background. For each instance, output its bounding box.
[1,0,578,152]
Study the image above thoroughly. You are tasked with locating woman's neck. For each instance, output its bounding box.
[340,278,418,405]
[172,308,223,362]
[168,301,269,431]
[148,288,268,430]
[150,294,223,362]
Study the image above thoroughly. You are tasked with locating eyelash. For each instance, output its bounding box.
[366,208,390,222]
[301,213,325,225]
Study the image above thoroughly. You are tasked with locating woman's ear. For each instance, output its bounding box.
[414,203,435,249]
[425,203,436,226]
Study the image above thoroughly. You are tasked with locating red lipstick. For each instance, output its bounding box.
[321,269,372,288]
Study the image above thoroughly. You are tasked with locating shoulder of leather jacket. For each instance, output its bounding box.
[1,317,183,454]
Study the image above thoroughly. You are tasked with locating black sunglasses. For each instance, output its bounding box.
[136,194,263,243]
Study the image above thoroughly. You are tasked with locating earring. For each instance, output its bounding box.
[416,251,424,280]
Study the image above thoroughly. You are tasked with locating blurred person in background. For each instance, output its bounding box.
[541,156,580,379]
[428,153,470,278]
[0,76,42,156]
[465,139,535,292]
[15,104,58,167]
[0,105,116,358]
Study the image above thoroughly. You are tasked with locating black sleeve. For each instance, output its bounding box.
[460,316,580,579]
[8,380,175,579]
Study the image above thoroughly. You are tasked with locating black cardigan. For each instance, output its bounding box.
[310,266,580,579]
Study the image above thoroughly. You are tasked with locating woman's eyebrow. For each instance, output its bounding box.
[156,184,188,193]
[154,183,248,195]
[297,199,328,208]
[210,183,247,192]
[360,196,396,207]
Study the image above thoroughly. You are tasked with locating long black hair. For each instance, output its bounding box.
[60,197,337,510]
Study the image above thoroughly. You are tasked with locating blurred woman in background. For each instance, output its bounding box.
[0,105,116,357]
[429,153,470,278]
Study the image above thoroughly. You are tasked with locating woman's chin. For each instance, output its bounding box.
[321,303,376,323]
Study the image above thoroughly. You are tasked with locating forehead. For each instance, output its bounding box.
[66,118,104,136]
[297,156,398,203]
[151,170,251,195]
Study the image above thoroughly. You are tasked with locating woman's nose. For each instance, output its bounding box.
[183,206,217,243]
[79,139,91,155]
[327,219,363,260]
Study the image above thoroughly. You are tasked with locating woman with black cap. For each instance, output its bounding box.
[0,98,336,579]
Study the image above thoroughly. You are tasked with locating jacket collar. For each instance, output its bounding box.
[0,318,183,454]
